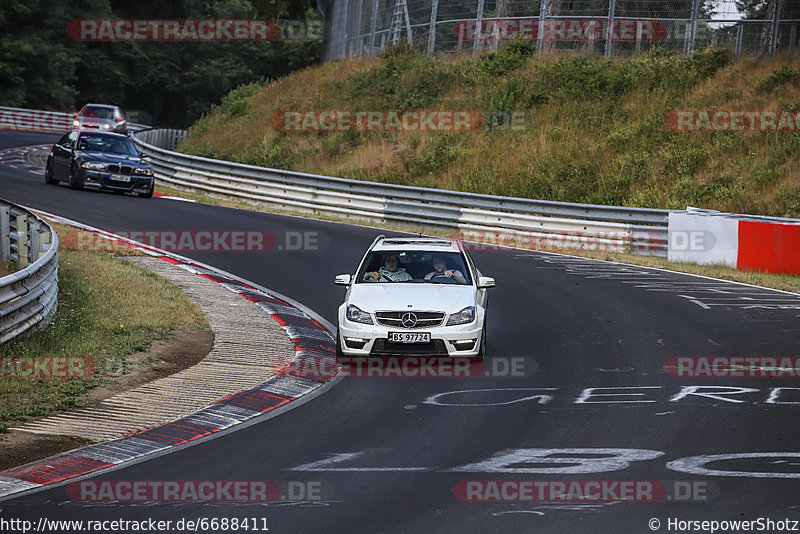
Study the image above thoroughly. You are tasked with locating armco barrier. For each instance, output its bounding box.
[0,199,59,343]
[132,129,670,256]
[0,106,148,134]
[668,208,800,275]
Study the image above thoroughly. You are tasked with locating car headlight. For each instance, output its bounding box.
[72,120,80,127]
[446,306,475,326]
[101,123,111,129]
[81,162,106,170]
[133,167,152,176]
[346,304,373,324]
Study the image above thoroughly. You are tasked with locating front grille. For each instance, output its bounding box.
[107,165,133,174]
[370,339,448,356]
[375,311,444,329]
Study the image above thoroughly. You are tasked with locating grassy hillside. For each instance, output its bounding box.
[180,45,800,217]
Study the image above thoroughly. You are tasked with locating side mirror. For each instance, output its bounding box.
[477,276,495,289]
[334,274,352,286]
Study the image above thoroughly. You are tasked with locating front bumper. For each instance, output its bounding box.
[337,309,484,357]
[80,169,153,193]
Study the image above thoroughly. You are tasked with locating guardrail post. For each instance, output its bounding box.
[39,227,51,258]
[0,205,9,261]
[29,220,41,263]
[15,214,28,267]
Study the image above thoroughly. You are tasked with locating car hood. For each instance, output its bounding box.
[77,151,146,166]
[348,283,475,313]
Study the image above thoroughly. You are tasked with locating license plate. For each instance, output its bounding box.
[109,174,130,182]
[389,332,431,344]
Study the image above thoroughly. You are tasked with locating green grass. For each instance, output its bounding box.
[0,222,208,431]
[180,46,800,218]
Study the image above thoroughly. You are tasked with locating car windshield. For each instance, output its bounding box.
[77,134,138,156]
[81,107,114,120]
[356,250,471,285]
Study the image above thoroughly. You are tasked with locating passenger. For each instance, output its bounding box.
[363,254,412,282]
[425,254,466,283]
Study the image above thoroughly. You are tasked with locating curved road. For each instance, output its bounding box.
[2,131,800,533]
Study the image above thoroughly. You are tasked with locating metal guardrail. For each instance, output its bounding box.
[0,106,148,134]
[0,200,59,344]
[133,128,670,256]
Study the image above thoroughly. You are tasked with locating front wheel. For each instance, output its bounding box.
[68,164,84,190]
[335,326,345,359]
[138,180,154,198]
[44,159,58,184]
[476,319,487,361]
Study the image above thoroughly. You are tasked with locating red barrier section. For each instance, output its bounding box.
[737,220,800,275]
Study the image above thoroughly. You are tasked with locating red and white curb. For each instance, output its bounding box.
[0,211,339,500]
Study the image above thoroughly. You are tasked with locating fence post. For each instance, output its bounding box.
[537,0,547,53]
[428,0,439,54]
[0,205,9,262]
[342,0,351,56]
[369,0,379,54]
[770,0,783,55]
[735,23,743,59]
[605,0,616,58]
[635,21,643,53]
[686,0,699,55]
[790,24,797,53]
[354,0,364,56]
[473,0,485,56]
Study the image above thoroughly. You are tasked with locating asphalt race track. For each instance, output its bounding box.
[2,131,800,533]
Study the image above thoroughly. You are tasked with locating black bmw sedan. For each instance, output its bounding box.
[45,130,154,198]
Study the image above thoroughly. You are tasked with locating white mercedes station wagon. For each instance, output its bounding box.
[334,236,495,359]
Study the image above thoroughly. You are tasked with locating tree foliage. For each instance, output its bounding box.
[0,0,320,126]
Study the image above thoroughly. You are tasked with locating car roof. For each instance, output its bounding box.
[81,104,118,110]
[75,130,131,140]
[372,237,461,252]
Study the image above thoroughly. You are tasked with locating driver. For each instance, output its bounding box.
[363,254,412,282]
[424,254,466,283]
[110,140,127,153]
